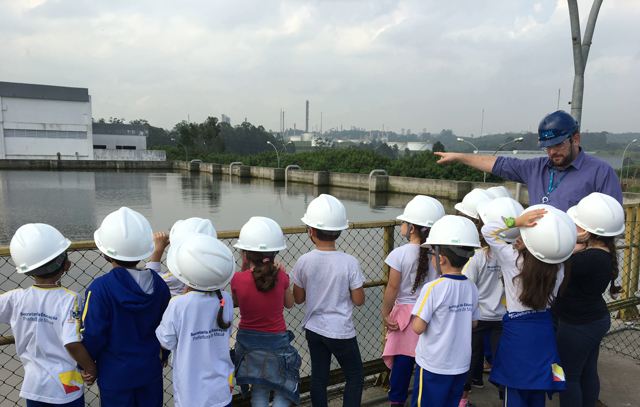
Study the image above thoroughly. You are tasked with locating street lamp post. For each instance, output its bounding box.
[170,138,188,161]
[267,141,281,168]
[483,137,524,182]
[622,138,638,186]
[456,137,479,154]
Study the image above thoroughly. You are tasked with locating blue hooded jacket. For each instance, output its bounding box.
[82,267,170,390]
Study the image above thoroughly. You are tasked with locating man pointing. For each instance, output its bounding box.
[435,110,622,211]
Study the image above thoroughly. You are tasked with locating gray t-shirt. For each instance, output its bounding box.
[292,250,365,339]
[462,248,506,321]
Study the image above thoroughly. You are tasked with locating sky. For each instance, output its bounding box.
[1,0,638,136]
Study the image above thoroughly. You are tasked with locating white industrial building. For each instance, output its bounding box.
[0,81,165,161]
[0,81,94,160]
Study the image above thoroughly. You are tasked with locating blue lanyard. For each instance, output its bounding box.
[542,169,568,203]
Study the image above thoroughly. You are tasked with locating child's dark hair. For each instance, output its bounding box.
[104,255,139,269]
[411,224,431,294]
[26,252,68,278]
[214,289,231,329]
[516,250,564,310]
[593,235,623,297]
[245,251,279,292]
[439,245,475,268]
[313,228,341,242]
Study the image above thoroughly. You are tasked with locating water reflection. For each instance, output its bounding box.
[0,170,459,244]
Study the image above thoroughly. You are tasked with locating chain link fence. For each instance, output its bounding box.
[0,217,639,406]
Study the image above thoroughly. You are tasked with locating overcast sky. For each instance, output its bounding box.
[1,0,638,135]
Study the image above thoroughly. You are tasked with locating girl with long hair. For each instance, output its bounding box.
[482,204,576,407]
[381,195,445,406]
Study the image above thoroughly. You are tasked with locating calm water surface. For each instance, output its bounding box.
[0,170,458,244]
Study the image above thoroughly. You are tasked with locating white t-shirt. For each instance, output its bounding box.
[481,222,564,313]
[412,275,479,375]
[462,248,507,321]
[385,243,438,304]
[0,287,83,404]
[146,261,185,296]
[292,250,365,339]
[156,291,234,407]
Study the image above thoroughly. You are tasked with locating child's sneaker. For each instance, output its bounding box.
[471,379,484,389]
[483,360,492,372]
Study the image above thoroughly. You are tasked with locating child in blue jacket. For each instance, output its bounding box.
[82,207,170,407]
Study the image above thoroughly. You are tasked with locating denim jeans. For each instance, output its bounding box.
[251,384,290,407]
[305,329,363,407]
[556,314,610,407]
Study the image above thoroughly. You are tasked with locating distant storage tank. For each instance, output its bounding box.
[305,100,309,133]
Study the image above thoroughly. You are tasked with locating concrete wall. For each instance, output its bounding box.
[93,149,166,161]
[0,159,172,171]
[0,96,93,160]
[92,133,147,150]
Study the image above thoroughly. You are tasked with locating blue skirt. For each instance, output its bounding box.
[490,310,566,392]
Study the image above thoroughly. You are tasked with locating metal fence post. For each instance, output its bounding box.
[620,206,640,320]
[375,224,396,387]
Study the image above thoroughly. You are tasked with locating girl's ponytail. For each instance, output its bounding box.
[214,289,231,329]
[411,225,432,294]
[245,251,279,292]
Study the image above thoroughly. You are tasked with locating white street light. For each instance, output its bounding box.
[484,137,525,182]
[267,141,281,168]
[622,138,638,183]
[456,137,479,154]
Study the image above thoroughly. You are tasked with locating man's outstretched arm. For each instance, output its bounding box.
[434,152,497,173]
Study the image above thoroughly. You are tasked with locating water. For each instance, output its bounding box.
[0,170,459,244]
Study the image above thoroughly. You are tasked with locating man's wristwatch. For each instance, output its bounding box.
[503,217,516,228]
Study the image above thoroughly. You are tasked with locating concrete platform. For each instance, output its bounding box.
[333,350,640,407]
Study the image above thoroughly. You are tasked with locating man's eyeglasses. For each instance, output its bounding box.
[542,137,571,152]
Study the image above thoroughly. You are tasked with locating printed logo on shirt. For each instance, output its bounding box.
[448,303,473,313]
[552,363,566,382]
[191,328,225,341]
[20,312,58,324]
[487,265,501,273]
[58,370,83,394]
[68,309,81,323]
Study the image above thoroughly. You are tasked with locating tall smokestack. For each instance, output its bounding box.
[305,100,309,133]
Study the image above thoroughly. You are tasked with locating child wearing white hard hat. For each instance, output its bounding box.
[156,234,236,407]
[3,223,96,407]
[554,193,624,407]
[82,207,171,407]
[292,194,366,407]
[410,215,481,407]
[482,205,575,406]
[381,195,445,406]
[231,216,301,406]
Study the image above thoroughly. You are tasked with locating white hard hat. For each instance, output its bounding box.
[520,204,577,264]
[94,207,154,261]
[567,193,625,237]
[424,215,481,248]
[234,216,287,252]
[486,186,511,199]
[477,197,524,243]
[301,194,349,231]
[167,234,235,291]
[10,223,71,274]
[454,188,492,219]
[396,195,445,227]
[170,217,217,246]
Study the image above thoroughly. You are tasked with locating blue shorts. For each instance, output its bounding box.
[26,395,84,407]
[411,366,467,407]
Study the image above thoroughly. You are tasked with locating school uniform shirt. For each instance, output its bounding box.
[156,291,235,407]
[384,243,438,304]
[292,250,365,339]
[481,222,564,313]
[412,275,479,375]
[231,268,289,333]
[462,248,507,321]
[82,267,170,391]
[147,261,185,296]
[0,287,84,404]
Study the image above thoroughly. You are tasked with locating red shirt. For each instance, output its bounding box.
[231,268,289,333]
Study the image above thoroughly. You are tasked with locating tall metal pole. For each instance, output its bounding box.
[267,141,281,168]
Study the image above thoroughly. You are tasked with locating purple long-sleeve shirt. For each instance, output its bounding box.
[492,149,622,212]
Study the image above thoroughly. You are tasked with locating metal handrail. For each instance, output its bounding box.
[228,161,243,176]
[284,164,300,184]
